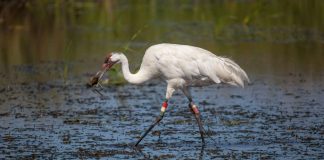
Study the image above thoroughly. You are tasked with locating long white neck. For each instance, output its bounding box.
[119,54,151,84]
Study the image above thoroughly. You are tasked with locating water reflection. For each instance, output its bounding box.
[199,145,205,160]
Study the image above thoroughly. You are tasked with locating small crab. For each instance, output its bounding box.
[87,71,105,87]
[87,53,115,88]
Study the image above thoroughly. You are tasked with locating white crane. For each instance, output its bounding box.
[90,43,250,146]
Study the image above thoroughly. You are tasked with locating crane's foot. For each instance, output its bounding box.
[134,100,168,147]
[189,102,205,145]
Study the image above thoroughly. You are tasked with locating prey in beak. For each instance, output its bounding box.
[87,70,105,87]
[87,53,117,87]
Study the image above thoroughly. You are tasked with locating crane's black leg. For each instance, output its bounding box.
[189,101,205,145]
[134,100,168,147]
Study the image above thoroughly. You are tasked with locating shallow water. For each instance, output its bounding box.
[0,1,324,159]
[0,67,323,159]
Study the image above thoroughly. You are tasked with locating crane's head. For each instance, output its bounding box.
[101,53,121,71]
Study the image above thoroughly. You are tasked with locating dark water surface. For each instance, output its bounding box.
[0,74,323,159]
[0,1,323,159]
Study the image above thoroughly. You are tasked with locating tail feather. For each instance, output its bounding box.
[215,57,250,88]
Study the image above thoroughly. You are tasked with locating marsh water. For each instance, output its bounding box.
[0,1,323,159]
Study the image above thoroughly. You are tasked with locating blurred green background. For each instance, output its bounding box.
[0,0,323,83]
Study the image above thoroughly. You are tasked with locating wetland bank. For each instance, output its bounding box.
[0,1,323,159]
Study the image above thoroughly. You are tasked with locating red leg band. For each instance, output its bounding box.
[161,101,168,112]
[162,101,168,108]
[192,105,199,114]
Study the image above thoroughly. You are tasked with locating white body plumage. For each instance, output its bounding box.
[110,43,249,99]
